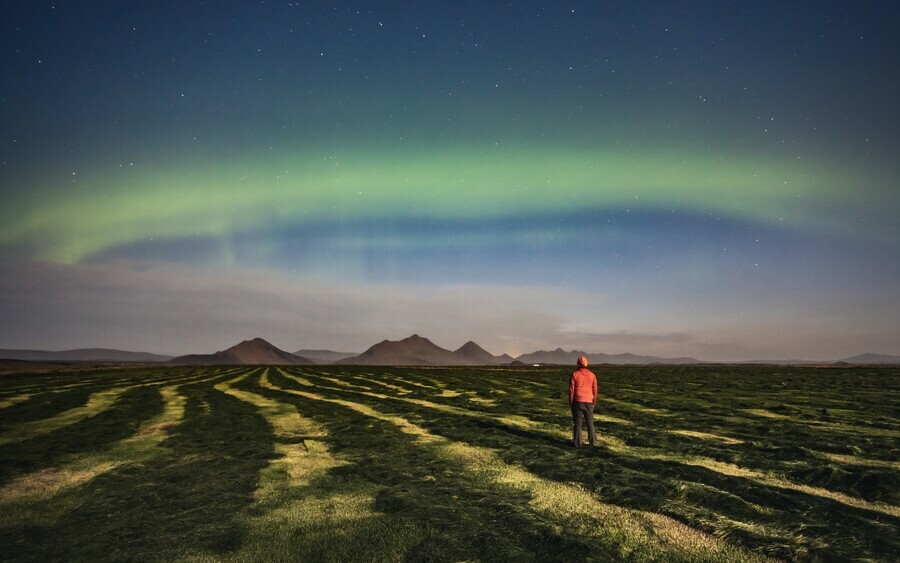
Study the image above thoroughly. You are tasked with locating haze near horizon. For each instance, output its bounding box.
[1,2,898,361]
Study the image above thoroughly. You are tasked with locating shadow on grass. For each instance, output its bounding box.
[0,386,164,486]
[286,368,900,562]
[0,386,98,428]
[0,380,275,561]
[257,370,612,562]
[398,395,900,560]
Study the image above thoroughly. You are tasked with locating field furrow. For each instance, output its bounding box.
[0,394,31,409]
[0,384,185,514]
[0,372,275,560]
[0,387,130,446]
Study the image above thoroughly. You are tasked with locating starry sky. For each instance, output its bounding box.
[1,1,898,360]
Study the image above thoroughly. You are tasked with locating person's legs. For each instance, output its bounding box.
[584,404,597,445]
[571,403,584,446]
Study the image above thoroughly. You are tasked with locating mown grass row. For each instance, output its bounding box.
[0,364,897,561]
[316,365,900,504]
[1,369,268,560]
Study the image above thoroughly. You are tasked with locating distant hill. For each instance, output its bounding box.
[170,338,313,365]
[737,353,900,365]
[516,348,591,365]
[453,341,510,365]
[0,348,172,363]
[836,353,900,365]
[338,335,519,366]
[337,335,464,366]
[515,348,702,365]
[737,359,815,365]
[293,349,358,363]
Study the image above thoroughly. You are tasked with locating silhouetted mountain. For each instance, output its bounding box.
[336,334,467,365]
[836,353,900,365]
[293,349,359,363]
[453,341,510,365]
[337,335,519,366]
[0,348,172,363]
[515,348,701,365]
[515,348,589,365]
[170,338,313,365]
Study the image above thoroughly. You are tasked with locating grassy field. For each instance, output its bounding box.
[0,364,897,561]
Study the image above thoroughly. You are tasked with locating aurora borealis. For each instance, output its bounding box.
[2,2,898,360]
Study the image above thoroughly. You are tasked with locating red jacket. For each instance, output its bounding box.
[569,366,598,404]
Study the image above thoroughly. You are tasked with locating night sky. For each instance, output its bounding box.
[1,2,898,360]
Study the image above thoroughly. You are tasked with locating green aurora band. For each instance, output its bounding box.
[2,146,894,263]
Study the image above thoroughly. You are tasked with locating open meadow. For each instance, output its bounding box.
[0,364,897,561]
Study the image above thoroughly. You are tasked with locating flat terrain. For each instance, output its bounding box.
[0,365,897,561]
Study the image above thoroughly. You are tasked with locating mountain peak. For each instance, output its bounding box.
[337,334,455,366]
[452,340,506,365]
[233,337,272,347]
[404,334,426,341]
[171,337,313,365]
[337,334,510,366]
[455,340,487,354]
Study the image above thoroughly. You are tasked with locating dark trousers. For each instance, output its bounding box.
[571,402,596,446]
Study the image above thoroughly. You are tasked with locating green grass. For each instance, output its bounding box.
[0,364,897,561]
[0,386,163,485]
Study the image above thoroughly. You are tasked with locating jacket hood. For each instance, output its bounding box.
[577,356,589,368]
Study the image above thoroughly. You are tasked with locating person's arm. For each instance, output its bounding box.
[569,373,575,405]
[592,375,598,406]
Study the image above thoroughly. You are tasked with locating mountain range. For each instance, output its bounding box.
[0,348,173,363]
[515,348,702,366]
[3,339,899,366]
[835,353,900,365]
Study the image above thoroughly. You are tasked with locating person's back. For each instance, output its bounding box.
[569,356,598,447]
[570,366,597,403]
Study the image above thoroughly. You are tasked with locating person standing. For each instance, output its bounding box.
[569,356,598,447]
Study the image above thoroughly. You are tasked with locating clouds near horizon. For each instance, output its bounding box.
[2,258,896,361]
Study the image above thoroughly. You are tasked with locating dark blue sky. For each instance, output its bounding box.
[1,2,898,359]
